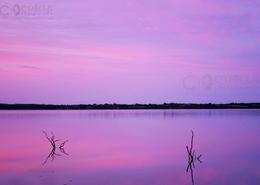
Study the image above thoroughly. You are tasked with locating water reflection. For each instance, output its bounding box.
[42,130,69,165]
[0,110,260,185]
[186,131,202,185]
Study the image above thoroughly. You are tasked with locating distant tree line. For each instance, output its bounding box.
[0,103,260,110]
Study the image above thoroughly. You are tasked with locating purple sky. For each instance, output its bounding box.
[0,0,260,104]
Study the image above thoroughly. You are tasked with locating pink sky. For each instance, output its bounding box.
[0,0,260,103]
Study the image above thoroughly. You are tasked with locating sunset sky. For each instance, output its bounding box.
[0,0,260,104]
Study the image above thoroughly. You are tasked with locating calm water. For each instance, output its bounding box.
[0,110,260,185]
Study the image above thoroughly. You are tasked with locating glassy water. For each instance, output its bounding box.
[0,110,260,185]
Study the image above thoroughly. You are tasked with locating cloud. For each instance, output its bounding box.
[15,65,42,70]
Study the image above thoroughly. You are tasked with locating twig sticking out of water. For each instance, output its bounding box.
[42,130,69,165]
[42,130,59,149]
[59,140,69,155]
[186,131,202,185]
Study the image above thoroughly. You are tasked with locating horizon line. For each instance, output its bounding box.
[1,102,260,110]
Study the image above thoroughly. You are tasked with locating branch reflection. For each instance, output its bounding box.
[186,131,202,185]
[42,130,69,165]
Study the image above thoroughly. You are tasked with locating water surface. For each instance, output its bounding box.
[0,110,260,185]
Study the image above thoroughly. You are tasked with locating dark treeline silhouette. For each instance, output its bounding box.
[0,103,260,110]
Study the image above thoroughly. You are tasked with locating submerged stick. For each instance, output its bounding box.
[42,131,69,165]
[186,130,202,185]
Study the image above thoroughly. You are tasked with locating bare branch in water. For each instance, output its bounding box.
[59,140,69,149]
[42,130,60,149]
[42,131,69,165]
[186,130,203,185]
[42,148,61,165]
[59,140,69,155]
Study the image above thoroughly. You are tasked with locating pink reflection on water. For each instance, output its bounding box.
[0,110,260,185]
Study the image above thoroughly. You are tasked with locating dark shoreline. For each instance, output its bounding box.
[0,103,260,110]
